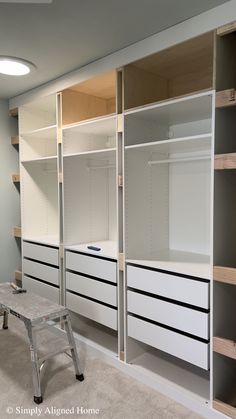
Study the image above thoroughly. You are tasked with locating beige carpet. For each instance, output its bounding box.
[0,316,203,419]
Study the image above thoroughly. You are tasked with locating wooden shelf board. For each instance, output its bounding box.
[213,400,236,418]
[15,270,22,282]
[214,266,236,285]
[216,89,236,108]
[9,108,18,117]
[11,136,19,145]
[217,21,236,36]
[214,153,236,170]
[213,337,236,360]
[13,227,21,238]
[12,174,20,183]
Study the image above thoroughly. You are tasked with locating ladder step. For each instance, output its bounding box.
[39,345,73,365]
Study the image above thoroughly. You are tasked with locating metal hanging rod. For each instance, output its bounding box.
[148,155,211,166]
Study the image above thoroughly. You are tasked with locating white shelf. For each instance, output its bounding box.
[63,114,116,133]
[127,250,211,279]
[23,235,59,247]
[21,156,57,164]
[64,148,116,158]
[125,134,212,153]
[21,124,57,138]
[65,240,117,260]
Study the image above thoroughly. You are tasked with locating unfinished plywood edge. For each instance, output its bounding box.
[15,270,22,282]
[214,266,236,285]
[119,253,124,271]
[117,114,124,133]
[9,108,18,117]
[13,227,21,238]
[11,135,19,145]
[12,174,20,183]
[58,172,63,183]
[217,21,236,36]
[213,400,236,418]
[118,175,123,187]
[214,153,236,170]
[216,89,236,108]
[213,337,236,360]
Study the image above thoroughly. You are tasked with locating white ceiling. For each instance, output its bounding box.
[0,0,229,99]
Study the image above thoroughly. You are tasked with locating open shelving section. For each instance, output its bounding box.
[62,71,120,357]
[213,26,236,418]
[15,23,236,418]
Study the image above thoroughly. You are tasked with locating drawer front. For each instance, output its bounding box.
[23,259,59,286]
[128,315,209,370]
[66,291,117,330]
[66,271,117,307]
[127,265,209,309]
[127,291,209,339]
[23,241,59,266]
[66,251,117,284]
[23,275,59,303]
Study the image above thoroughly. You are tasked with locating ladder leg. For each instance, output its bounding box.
[3,311,8,330]
[24,320,43,404]
[64,314,84,382]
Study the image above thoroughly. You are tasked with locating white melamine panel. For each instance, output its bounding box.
[23,259,59,286]
[23,275,59,303]
[66,271,117,306]
[21,126,57,161]
[128,316,209,370]
[66,251,117,283]
[63,151,117,246]
[23,241,59,266]
[127,290,209,339]
[19,94,57,133]
[66,291,117,330]
[21,161,59,240]
[63,115,116,155]
[127,265,209,309]
[66,240,117,260]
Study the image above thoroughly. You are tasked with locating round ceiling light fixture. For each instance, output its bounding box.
[0,56,36,76]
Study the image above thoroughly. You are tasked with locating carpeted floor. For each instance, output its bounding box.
[0,316,203,419]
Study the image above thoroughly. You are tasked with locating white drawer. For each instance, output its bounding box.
[127,265,209,309]
[127,290,209,339]
[23,259,59,286]
[23,275,59,303]
[23,241,59,266]
[66,291,117,330]
[66,251,117,284]
[128,316,209,370]
[66,272,117,307]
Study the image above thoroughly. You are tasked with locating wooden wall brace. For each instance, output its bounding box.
[214,153,236,170]
[59,172,63,183]
[12,174,20,183]
[117,114,124,133]
[118,175,123,187]
[13,227,21,238]
[9,108,18,117]
[217,21,236,36]
[119,253,124,271]
[59,245,64,259]
[216,89,236,108]
[11,136,19,145]
[120,351,125,361]
[15,270,22,282]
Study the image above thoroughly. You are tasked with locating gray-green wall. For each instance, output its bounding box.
[0,100,21,283]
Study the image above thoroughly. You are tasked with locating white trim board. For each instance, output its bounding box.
[9,0,236,108]
[51,325,228,419]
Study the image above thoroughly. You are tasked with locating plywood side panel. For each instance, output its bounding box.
[62,90,109,126]
[123,64,168,110]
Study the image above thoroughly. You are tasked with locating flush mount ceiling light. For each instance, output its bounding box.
[0,57,36,76]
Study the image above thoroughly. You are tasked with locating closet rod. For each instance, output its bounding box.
[87,165,115,170]
[148,155,210,165]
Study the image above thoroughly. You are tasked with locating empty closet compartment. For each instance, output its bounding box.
[124,92,212,147]
[21,160,59,246]
[62,70,116,126]
[19,93,57,133]
[63,115,116,156]
[123,32,214,110]
[213,282,236,344]
[213,354,236,417]
[20,125,57,162]
[63,149,117,259]
[124,132,212,279]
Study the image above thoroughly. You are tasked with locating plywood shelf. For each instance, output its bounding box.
[15,270,22,282]
[216,89,236,108]
[217,21,236,36]
[214,266,236,285]
[13,227,21,238]
[9,108,18,117]
[12,174,20,183]
[214,153,236,170]
[11,136,19,145]
[214,337,236,360]
[213,399,236,418]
